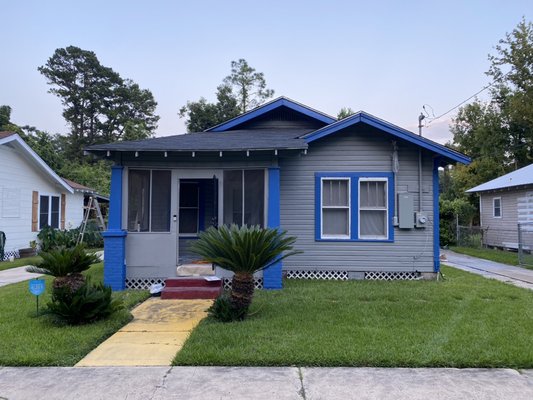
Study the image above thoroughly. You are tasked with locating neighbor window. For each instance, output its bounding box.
[493,197,502,218]
[359,178,388,239]
[321,178,350,238]
[128,169,171,232]
[223,170,264,227]
[39,195,60,229]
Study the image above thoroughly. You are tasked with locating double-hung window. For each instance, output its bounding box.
[321,178,350,238]
[493,197,502,218]
[128,169,171,232]
[316,173,392,241]
[359,178,388,239]
[39,195,60,229]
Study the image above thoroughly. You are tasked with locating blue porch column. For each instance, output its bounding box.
[103,165,127,290]
[264,167,282,289]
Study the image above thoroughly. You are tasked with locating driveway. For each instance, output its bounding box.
[0,366,532,400]
[442,249,533,290]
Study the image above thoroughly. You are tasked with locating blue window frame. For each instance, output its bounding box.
[315,172,394,242]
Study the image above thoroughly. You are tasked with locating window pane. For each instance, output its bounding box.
[223,170,243,226]
[360,210,386,237]
[50,196,60,229]
[128,170,150,232]
[323,209,349,236]
[323,180,348,206]
[360,181,386,208]
[179,209,198,234]
[180,182,199,208]
[151,170,171,232]
[39,196,49,229]
[244,170,264,227]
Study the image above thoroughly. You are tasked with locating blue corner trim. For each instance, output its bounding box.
[303,112,470,165]
[315,172,394,242]
[433,158,441,273]
[264,167,282,289]
[206,97,336,132]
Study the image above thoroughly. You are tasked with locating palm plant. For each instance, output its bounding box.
[190,224,301,319]
[26,244,99,293]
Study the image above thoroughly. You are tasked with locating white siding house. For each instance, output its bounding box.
[0,132,85,259]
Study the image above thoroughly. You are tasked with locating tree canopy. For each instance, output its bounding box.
[179,59,274,132]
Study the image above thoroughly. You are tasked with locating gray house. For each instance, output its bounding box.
[467,163,533,249]
[87,97,469,291]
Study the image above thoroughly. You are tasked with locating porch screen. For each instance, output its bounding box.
[223,170,264,227]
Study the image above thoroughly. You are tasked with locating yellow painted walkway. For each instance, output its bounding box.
[76,298,212,367]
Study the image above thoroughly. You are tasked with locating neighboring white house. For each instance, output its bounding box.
[0,132,88,259]
[467,163,533,249]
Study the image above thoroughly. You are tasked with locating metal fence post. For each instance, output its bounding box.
[518,223,523,266]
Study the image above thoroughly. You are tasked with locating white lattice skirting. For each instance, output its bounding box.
[125,278,166,290]
[223,278,264,290]
[1,250,19,261]
[364,271,421,281]
[286,270,349,280]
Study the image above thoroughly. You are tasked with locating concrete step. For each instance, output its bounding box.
[164,277,222,288]
[161,286,222,300]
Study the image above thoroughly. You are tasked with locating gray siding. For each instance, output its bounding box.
[479,186,533,248]
[229,107,327,131]
[279,125,436,272]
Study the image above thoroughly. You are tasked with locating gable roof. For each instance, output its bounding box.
[62,178,96,193]
[206,96,336,132]
[301,111,470,165]
[0,132,74,193]
[466,163,533,193]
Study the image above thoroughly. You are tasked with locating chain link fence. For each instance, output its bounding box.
[456,224,533,267]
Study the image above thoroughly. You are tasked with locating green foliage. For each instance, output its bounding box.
[190,224,300,275]
[208,293,246,322]
[439,197,477,246]
[48,280,122,325]
[337,107,356,119]
[39,46,159,159]
[27,244,99,277]
[179,59,274,132]
[59,160,111,196]
[36,225,103,252]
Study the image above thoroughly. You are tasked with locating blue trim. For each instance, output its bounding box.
[207,97,336,132]
[303,112,471,165]
[264,167,282,289]
[315,172,394,242]
[433,158,441,273]
[104,166,127,291]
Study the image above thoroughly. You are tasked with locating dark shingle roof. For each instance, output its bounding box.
[86,129,309,153]
[0,131,16,139]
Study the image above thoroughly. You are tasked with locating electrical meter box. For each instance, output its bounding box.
[398,193,414,229]
[415,212,428,228]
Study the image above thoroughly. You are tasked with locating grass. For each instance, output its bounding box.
[174,266,533,368]
[0,263,149,366]
[450,246,533,270]
[0,256,42,271]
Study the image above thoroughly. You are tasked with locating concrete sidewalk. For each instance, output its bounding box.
[0,266,41,288]
[442,249,533,290]
[1,366,532,399]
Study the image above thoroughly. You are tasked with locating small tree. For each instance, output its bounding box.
[190,225,300,320]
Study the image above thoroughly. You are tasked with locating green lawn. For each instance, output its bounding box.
[450,246,533,270]
[0,263,149,366]
[174,266,533,368]
[0,256,42,271]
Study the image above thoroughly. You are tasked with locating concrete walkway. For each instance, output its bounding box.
[442,249,533,290]
[76,298,212,367]
[1,366,532,399]
[0,266,42,288]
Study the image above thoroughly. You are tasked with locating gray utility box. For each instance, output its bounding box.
[398,193,414,229]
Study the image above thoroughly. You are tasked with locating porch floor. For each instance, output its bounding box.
[76,298,212,367]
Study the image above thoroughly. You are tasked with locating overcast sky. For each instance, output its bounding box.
[1,1,531,144]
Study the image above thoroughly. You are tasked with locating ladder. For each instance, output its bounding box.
[77,196,106,245]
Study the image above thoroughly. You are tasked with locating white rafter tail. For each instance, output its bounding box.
[219,151,223,157]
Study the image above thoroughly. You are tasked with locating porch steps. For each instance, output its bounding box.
[161,277,222,300]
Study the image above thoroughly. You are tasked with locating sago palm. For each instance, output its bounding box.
[190,224,300,317]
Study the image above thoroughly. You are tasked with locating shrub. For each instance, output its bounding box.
[37,222,103,252]
[48,280,122,325]
[208,293,247,322]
